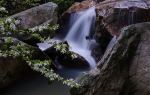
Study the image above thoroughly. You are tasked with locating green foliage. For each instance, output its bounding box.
[0,39,32,59]
[0,7,8,17]
[0,0,40,15]
[0,18,59,42]
[0,0,80,88]
[0,37,80,88]
[0,0,75,15]
[29,24,59,41]
[28,60,80,88]
[52,42,78,59]
[0,17,80,88]
[54,42,68,54]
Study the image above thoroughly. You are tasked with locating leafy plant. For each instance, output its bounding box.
[0,0,40,15]
[0,0,81,88]
[0,7,8,17]
[0,18,59,42]
[0,0,75,15]
[0,14,80,88]
[49,41,78,59]
[0,37,80,88]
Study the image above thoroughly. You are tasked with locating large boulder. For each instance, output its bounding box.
[122,23,150,95]
[96,0,150,36]
[0,2,58,46]
[12,2,58,29]
[94,0,150,55]
[94,0,150,61]
[71,22,150,95]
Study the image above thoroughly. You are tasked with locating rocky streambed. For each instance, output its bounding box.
[1,0,150,95]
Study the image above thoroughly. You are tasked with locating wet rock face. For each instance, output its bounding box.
[12,2,58,29]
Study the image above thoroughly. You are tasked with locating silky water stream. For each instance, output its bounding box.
[2,7,97,95]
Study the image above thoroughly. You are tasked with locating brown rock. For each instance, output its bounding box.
[65,0,96,13]
[96,0,150,36]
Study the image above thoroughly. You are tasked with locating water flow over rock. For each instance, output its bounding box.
[64,7,96,68]
[38,7,97,69]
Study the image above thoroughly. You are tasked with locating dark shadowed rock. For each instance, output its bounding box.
[0,37,52,89]
[0,57,29,90]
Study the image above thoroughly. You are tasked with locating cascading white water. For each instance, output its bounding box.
[64,7,96,68]
[38,7,97,68]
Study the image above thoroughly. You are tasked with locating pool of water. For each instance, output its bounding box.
[1,66,88,95]
[1,74,70,95]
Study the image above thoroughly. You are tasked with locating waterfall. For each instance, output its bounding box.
[64,7,96,68]
[38,7,97,68]
[65,7,96,49]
